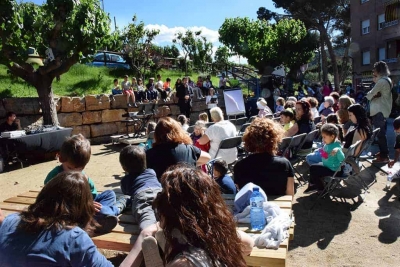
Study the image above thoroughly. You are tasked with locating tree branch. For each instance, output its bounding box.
[49,54,79,77]
[6,62,35,85]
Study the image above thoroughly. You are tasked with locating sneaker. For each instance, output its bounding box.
[95,215,118,234]
[115,196,128,214]
[142,236,164,267]
[127,103,132,107]
[133,103,138,108]
[304,185,318,194]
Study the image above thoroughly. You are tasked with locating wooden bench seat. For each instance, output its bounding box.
[1,191,294,267]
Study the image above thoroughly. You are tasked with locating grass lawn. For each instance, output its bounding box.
[0,65,221,98]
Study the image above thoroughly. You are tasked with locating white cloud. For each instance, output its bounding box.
[144,24,247,64]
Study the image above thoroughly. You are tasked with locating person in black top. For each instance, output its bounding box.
[285,100,316,149]
[0,112,22,132]
[146,117,211,179]
[176,77,191,118]
[234,117,295,197]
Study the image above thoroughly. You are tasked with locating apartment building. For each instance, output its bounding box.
[351,0,400,88]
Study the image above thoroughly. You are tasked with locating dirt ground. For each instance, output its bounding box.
[1,142,400,267]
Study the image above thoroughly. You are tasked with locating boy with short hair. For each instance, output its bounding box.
[280,109,294,131]
[112,79,122,95]
[119,145,162,230]
[45,134,126,233]
[305,123,345,193]
[213,159,237,194]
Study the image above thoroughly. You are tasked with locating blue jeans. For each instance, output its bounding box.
[306,150,322,165]
[371,112,389,157]
[132,187,162,230]
[94,190,120,218]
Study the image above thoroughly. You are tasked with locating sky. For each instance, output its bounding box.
[25,0,283,62]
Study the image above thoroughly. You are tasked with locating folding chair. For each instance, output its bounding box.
[314,116,321,124]
[187,125,195,134]
[248,116,257,123]
[214,136,243,173]
[238,123,251,136]
[286,133,307,185]
[346,128,380,190]
[310,140,363,210]
[297,130,320,157]
[235,117,248,126]
[277,137,293,158]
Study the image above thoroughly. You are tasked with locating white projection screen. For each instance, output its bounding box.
[223,89,246,116]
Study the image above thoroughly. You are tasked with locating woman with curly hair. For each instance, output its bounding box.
[0,172,112,266]
[234,118,295,196]
[285,100,316,149]
[146,117,211,179]
[120,164,253,267]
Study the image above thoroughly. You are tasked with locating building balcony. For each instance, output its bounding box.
[381,20,399,28]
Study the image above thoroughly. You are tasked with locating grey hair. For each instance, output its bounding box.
[195,120,206,129]
[374,61,390,76]
[210,107,224,122]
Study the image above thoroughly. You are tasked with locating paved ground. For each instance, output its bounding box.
[1,121,399,266]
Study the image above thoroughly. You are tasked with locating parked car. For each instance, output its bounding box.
[86,52,130,70]
[26,47,44,66]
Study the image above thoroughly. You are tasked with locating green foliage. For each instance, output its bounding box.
[173,30,213,73]
[121,15,160,79]
[218,18,317,75]
[214,46,230,71]
[162,45,180,58]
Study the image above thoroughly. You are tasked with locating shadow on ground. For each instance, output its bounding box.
[92,143,127,156]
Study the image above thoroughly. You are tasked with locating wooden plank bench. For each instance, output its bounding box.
[1,190,294,267]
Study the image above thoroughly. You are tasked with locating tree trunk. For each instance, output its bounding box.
[320,36,328,83]
[319,24,340,91]
[36,75,59,126]
[340,36,351,85]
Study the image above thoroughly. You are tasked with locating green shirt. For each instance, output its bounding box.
[321,141,345,172]
[44,165,98,199]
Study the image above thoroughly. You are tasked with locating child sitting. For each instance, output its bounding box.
[305,123,345,193]
[112,79,122,95]
[119,146,162,230]
[178,115,189,131]
[256,97,273,118]
[190,120,210,152]
[275,97,285,113]
[280,109,294,131]
[213,159,237,194]
[44,134,126,233]
[320,96,334,118]
[199,112,209,122]
[146,121,157,149]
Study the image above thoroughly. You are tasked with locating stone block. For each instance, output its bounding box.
[3,97,41,115]
[57,113,82,127]
[72,125,91,138]
[82,111,102,125]
[115,121,137,134]
[154,106,171,119]
[85,95,111,111]
[111,94,128,109]
[89,136,111,145]
[60,97,85,113]
[90,122,118,137]
[19,115,43,128]
[54,98,61,113]
[102,109,126,123]
[191,101,207,112]
[169,104,180,116]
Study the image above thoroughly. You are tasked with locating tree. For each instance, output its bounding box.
[219,17,317,79]
[121,15,160,79]
[257,0,351,90]
[193,36,213,72]
[162,45,180,59]
[214,46,231,71]
[173,30,199,74]
[0,0,111,125]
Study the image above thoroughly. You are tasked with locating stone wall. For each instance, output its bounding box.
[0,93,226,144]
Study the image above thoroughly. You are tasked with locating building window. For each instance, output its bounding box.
[362,51,370,65]
[361,0,369,3]
[378,47,386,61]
[362,20,370,35]
[378,14,385,30]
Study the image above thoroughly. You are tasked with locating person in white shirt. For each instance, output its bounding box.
[198,107,237,164]
[219,73,229,89]
[155,74,167,100]
[366,61,393,163]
